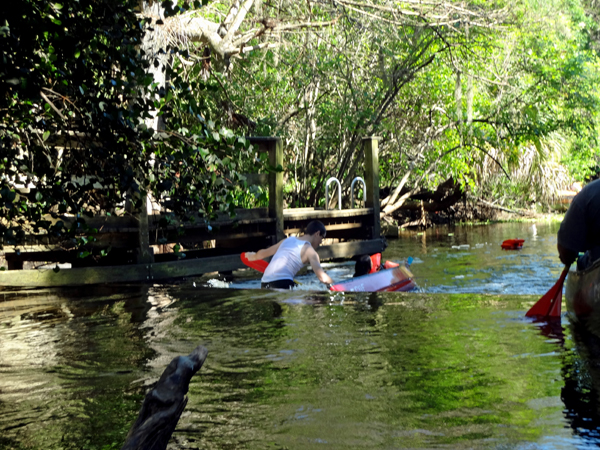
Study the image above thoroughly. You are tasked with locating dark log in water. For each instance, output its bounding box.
[122,345,208,450]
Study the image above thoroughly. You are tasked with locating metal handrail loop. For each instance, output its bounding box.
[350,177,366,208]
[325,177,342,210]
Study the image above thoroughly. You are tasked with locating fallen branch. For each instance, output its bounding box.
[122,345,208,450]
[472,196,526,216]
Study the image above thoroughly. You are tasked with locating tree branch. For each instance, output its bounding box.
[223,0,256,43]
[40,90,67,121]
[471,143,511,181]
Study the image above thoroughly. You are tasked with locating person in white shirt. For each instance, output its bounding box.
[246,220,334,289]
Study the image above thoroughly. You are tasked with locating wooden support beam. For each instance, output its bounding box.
[284,222,364,235]
[363,137,381,239]
[249,137,285,243]
[6,256,23,270]
[136,198,154,264]
[0,263,150,287]
[153,229,273,246]
[269,138,285,242]
[283,208,373,220]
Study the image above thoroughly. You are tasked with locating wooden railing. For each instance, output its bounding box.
[0,137,385,285]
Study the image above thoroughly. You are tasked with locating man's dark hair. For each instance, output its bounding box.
[305,220,326,237]
[353,255,372,278]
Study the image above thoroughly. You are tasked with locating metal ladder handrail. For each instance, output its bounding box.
[350,177,366,208]
[325,177,342,210]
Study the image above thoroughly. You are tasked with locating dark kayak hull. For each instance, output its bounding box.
[565,260,600,318]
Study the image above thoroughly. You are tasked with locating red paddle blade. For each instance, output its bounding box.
[240,253,269,273]
[525,267,569,318]
[525,284,560,317]
[547,289,563,318]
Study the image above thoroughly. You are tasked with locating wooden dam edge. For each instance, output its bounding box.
[0,239,386,288]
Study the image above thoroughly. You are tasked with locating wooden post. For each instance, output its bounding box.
[363,136,381,240]
[246,137,285,243]
[268,138,285,242]
[6,255,23,270]
[136,197,154,264]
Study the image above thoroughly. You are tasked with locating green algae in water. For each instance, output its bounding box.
[161,288,574,449]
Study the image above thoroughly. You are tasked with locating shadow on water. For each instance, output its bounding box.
[562,317,600,444]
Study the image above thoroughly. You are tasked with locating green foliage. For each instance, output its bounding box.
[214,0,600,210]
[3,0,600,242]
[0,0,257,250]
[1,0,147,247]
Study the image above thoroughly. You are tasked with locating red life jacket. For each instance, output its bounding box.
[369,253,382,273]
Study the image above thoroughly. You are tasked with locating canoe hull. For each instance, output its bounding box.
[330,265,416,293]
[565,260,600,318]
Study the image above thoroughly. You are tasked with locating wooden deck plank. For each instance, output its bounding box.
[2,226,274,255]
[149,255,244,280]
[27,208,270,232]
[0,264,149,287]
[283,208,373,220]
[284,222,363,235]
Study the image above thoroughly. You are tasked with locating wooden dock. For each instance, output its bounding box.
[0,137,385,287]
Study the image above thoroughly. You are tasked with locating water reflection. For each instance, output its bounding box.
[167,289,577,449]
[0,285,160,449]
[3,221,600,450]
[562,319,600,445]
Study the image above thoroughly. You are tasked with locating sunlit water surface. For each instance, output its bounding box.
[2,221,600,450]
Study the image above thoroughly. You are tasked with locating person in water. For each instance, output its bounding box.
[354,254,376,277]
[557,178,600,270]
[246,220,334,289]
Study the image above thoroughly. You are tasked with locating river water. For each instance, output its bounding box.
[2,220,600,449]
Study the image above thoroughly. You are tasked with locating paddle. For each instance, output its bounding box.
[240,252,268,273]
[525,265,570,318]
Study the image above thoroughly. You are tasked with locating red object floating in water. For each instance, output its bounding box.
[383,260,400,269]
[501,238,524,250]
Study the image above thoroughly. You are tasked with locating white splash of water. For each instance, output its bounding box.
[205,279,231,289]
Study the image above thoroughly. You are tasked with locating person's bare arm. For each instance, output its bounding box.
[304,246,334,285]
[246,240,283,261]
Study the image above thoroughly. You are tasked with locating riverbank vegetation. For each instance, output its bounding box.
[1,0,599,245]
